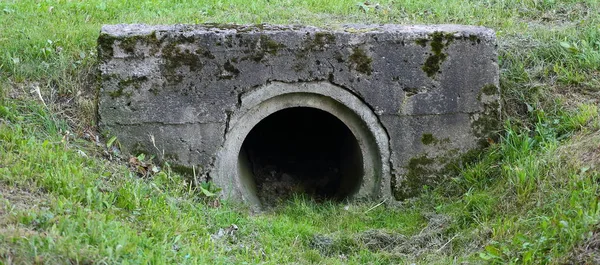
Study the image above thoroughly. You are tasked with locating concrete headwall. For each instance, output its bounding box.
[98,24,500,206]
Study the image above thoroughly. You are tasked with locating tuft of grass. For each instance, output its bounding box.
[447,102,600,264]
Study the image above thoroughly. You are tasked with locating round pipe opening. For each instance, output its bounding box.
[238,107,363,206]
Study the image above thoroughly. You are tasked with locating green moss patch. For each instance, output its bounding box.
[118,76,148,91]
[108,87,128,99]
[259,35,285,55]
[223,61,240,75]
[118,37,137,54]
[468,34,481,45]
[292,32,336,72]
[421,133,435,145]
[97,33,117,61]
[419,32,455,78]
[313,32,336,49]
[472,103,501,139]
[163,46,203,72]
[98,31,161,61]
[169,164,197,177]
[480,84,499,96]
[392,155,435,200]
[349,47,373,75]
[161,39,203,82]
[403,87,420,97]
[415,38,428,47]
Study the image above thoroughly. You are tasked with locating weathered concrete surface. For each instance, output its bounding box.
[97,24,500,206]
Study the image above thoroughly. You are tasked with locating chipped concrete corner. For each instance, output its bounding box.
[97,24,500,207]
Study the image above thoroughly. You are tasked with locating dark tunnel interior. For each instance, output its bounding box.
[239,107,364,206]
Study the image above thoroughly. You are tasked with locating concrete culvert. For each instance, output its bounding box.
[214,82,392,208]
[100,25,500,207]
[239,107,364,205]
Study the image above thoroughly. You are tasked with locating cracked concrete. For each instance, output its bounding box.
[97,24,500,206]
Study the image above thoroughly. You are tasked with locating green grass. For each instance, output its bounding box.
[1,0,600,264]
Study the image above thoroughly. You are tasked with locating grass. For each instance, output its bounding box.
[1,0,600,264]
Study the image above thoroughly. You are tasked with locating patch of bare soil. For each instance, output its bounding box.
[524,2,593,29]
[554,85,600,112]
[557,129,600,172]
[0,183,49,226]
[356,213,454,256]
[566,225,600,265]
[310,213,490,258]
[0,183,52,263]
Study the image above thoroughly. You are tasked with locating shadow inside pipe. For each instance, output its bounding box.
[239,107,364,206]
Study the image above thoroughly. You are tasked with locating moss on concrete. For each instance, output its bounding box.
[164,46,203,72]
[392,155,435,200]
[470,99,501,151]
[106,76,143,99]
[98,31,161,60]
[480,84,498,96]
[291,32,336,72]
[421,133,436,145]
[313,32,336,49]
[420,32,455,78]
[196,48,215,59]
[473,102,501,138]
[468,34,481,45]
[442,148,483,174]
[219,60,241,80]
[237,35,284,63]
[108,87,127,99]
[403,87,419,97]
[333,51,345,63]
[118,37,137,54]
[203,23,248,31]
[259,35,285,55]
[349,47,373,75]
[474,84,502,145]
[392,145,487,200]
[223,61,240,75]
[202,23,279,33]
[245,51,266,63]
[161,38,203,82]
[130,142,149,157]
[415,38,428,47]
[97,33,117,61]
[118,76,148,90]
[170,164,196,177]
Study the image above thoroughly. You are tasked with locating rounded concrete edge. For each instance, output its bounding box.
[213,81,391,207]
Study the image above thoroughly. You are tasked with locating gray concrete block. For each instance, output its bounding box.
[98,24,500,207]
